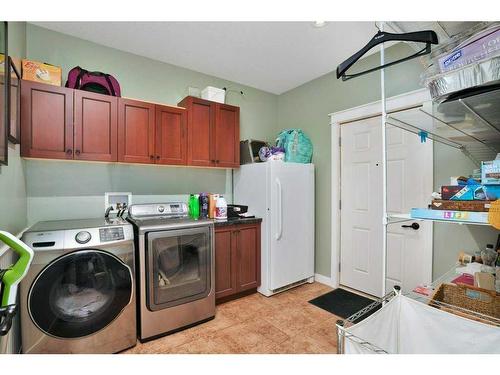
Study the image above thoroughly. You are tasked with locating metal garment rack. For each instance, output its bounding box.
[335,21,500,354]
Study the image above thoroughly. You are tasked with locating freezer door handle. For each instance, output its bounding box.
[276,178,283,240]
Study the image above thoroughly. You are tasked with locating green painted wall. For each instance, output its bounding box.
[276,44,430,277]
[0,22,27,235]
[24,24,279,222]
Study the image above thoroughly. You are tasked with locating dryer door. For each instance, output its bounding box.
[28,249,133,338]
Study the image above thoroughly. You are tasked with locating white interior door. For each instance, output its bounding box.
[340,116,433,297]
[269,162,315,290]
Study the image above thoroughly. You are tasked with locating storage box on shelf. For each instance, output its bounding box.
[482,159,500,185]
[21,59,62,86]
[19,81,240,168]
[430,200,493,212]
[441,184,500,200]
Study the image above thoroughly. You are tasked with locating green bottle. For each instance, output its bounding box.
[188,194,200,220]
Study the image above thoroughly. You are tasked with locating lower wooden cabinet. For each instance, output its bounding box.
[214,222,261,302]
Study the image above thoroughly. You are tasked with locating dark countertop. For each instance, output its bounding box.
[213,217,262,227]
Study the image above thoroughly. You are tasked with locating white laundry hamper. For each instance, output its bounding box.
[336,293,500,354]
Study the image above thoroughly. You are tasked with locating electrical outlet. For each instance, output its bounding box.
[105,192,132,214]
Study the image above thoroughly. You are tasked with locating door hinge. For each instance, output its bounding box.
[339,200,341,210]
[338,263,341,273]
[338,137,342,147]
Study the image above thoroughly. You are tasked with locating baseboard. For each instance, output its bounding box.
[314,273,334,287]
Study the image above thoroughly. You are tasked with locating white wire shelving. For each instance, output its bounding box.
[386,88,500,166]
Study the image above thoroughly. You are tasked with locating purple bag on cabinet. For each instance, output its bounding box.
[65,66,121,97]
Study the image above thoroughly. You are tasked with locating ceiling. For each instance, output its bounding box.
[31,22,381,94]
[31,22,479,95]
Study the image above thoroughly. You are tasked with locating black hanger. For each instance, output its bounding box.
[336,30,438,81]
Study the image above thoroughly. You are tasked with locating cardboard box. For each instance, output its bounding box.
[430,200,492,212]
[481,160,500,185]
[22,59,62,86]
[441,184,500,200]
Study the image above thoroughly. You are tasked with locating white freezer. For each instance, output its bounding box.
[234,161,315,296]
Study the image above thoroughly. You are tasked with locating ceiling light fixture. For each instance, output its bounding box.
[313,21,327,28]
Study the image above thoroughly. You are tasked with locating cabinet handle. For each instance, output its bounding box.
[66,149,72,155]
[156,155,160,160]
[215,160,220,163]
[75,150,81,156]
[150,155,154,160]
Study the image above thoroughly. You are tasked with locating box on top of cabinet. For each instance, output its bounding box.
[482,159,500,185]
[22,59,62,86]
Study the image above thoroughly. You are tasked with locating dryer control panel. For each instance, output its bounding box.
[99,227,125,242]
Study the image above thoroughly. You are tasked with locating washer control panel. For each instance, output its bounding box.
[75,231,92,244]
[99,227,125,242]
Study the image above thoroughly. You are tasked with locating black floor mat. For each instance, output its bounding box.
[309,288,379,323]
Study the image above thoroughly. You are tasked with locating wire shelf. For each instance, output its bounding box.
[387,88,500,165]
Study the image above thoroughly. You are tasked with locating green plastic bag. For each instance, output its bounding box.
[276,129,313,163]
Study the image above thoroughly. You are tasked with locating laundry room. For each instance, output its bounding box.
[0,2,499,373]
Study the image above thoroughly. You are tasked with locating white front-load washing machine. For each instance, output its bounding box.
[20,218,136,353]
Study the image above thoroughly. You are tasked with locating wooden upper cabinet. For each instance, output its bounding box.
[179,96,214,167]
[214,103,240,168]
[21,80,73,159]
[19,83,240,167]
[178,96,240,168]
[74,90,118,162]
[155,105,187,165]
[118,98,155,164]
[236,225,261,292]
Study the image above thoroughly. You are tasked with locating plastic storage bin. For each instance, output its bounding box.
[201,86,225,103]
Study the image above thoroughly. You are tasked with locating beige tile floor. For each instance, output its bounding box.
[124,282,339,354]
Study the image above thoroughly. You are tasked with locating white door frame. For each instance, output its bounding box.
[329,88,432,289]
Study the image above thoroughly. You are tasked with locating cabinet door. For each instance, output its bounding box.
[118,98,155,164]
[214,228,238,300]
[214,103,239,168]
[74,91,118,162]
[21,81,73,159]
[236,225,261,292]
[155,105,187,165]
[180,97,214,167]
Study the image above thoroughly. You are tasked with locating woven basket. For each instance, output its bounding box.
[429,283,500,324]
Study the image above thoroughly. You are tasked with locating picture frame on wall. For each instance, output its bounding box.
[8,56,20,144]
[0,21,9,166]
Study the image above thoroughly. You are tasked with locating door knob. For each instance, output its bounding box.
[401,222,420,230]
[66,149,72,155]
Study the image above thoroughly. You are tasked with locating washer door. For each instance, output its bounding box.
[28,249,133,339]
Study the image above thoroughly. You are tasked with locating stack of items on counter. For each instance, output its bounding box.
[411,154,500,224]
[188,193,227,220]
[188,193,255,221]
[413,240,500,321]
